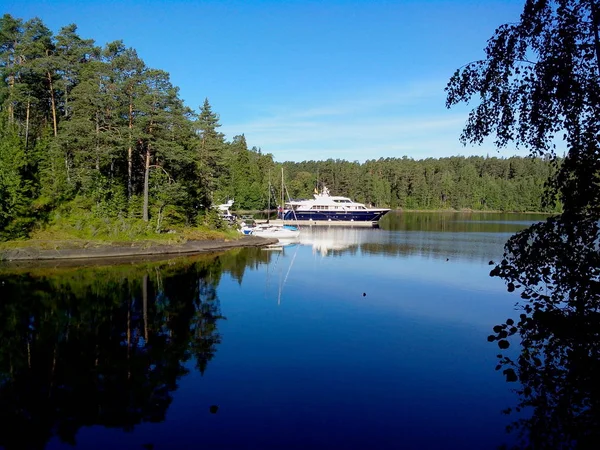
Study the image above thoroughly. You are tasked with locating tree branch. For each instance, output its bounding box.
[591,0,600,77]
[148,164,174,183]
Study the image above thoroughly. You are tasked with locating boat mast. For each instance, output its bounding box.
[266,169,271,224]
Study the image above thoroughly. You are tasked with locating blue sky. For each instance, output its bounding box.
[4,0,528,162]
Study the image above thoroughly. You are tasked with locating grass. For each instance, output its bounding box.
[0,214,241,251]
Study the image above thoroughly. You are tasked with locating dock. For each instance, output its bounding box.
[251,219,379,228]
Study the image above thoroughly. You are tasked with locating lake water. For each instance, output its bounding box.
[0,212,550,450]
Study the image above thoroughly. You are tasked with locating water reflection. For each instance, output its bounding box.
[0,214,557,449]
[382,211,550,233]
[489,215,600,448]
[0,254,245,449]
[298,227,362,256]
[297,212,545,263]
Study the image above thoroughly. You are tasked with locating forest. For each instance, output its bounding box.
[0,14,559,241]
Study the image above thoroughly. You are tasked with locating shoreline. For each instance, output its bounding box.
[0,235,278,263]
[394,209,554,214]
[238,208,556,215]
[0,209,553,263]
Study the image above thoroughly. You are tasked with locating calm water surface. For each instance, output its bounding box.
[0,212,549,449]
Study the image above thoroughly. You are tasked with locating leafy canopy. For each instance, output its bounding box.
[446,0,600,216]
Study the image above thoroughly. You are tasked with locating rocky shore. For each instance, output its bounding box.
[0,235,278,262]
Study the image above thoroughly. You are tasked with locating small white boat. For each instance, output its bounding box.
[244,223,300,240]
[241,169,301,241]
[214,199,236,222]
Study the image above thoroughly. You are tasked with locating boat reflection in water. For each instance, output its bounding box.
[293,212,541,263]
[298,226,363,256]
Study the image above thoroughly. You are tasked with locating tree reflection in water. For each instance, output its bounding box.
[489,215,600,449]
[0,255,229,449]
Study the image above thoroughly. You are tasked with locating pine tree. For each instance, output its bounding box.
[0,119,30,238]
[194,98,226,208]
[0,14,23,124]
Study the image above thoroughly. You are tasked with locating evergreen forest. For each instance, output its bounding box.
[0,14,559,241]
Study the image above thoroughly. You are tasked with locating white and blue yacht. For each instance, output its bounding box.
[284,186,390,224]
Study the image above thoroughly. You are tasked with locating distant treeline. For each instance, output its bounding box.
[281,156,560,213]
[0,14,558,240]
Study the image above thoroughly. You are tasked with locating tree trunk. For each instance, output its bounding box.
[25,98,30,150]
[156,204,165,233]
[143,144,151,221]
[143,115,154,221]
[47,70,58,137]
[7,74,14,124]
[128,98,133,199]
[65,155,70,183]
[95,112,100,171]
[127,298,131,380]
[591,0,600,77]
[143,274,148,342]
[7,46,20,124]
[50,345,57,390]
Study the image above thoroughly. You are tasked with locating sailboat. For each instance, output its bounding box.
[247,169,300,241]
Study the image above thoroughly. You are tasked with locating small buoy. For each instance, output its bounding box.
[210,405,219,414]
[446,258,449,262]
[362,292,366,297]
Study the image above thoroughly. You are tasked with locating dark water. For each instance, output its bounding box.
[0,213,547,450]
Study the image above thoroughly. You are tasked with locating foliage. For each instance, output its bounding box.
[488,216,600,449]
[0,14,281,241]
[446,0,600,217]
[446,1,600,447]
[0,207,238,251]
[198,206,230,231]
[0,121,33,239]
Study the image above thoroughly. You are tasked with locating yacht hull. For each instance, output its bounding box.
[283,209,389,222]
